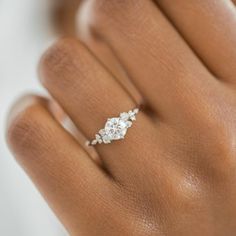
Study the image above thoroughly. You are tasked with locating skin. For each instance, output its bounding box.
[6,0,236,235]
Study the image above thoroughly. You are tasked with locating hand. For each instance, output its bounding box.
[7,1,236,235]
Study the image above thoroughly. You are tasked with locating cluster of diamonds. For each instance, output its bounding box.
[87,108,139,146]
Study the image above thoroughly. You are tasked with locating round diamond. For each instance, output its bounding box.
[105,118,127,140]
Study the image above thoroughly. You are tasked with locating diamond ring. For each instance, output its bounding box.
[87,108,139,146]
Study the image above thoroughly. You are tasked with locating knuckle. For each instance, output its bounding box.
[174,173,203,208]
[187,105,236,179]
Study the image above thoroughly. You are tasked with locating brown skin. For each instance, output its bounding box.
[6,0,236,235]
[53,0,81,36]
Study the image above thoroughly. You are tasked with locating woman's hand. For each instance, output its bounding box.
[6,1,236,235]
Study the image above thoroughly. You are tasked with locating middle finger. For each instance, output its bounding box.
[79,0,218,122]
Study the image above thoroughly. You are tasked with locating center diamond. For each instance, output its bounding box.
[105,118,128,140]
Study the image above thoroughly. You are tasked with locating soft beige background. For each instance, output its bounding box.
[0,0,67,235]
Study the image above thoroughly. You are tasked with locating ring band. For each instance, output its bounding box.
[87,108,139,146]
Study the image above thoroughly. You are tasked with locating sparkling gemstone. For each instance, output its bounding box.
[102,135,111,144]
[120,112,129,121]
[126,121,132,128]
[91,140,97,145]
[105,118,128,140]
[95,134,102,144]
[128,110,136,121]
[99,129,106,136]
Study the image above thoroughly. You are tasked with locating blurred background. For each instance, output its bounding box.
[0,0,77,235]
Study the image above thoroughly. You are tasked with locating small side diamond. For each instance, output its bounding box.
[102,135,111,144]
[128,111,136,121]
[120,112,129,121]
[86,141,90,146]
[99,129,106,136]
[95,134,102,144]
[91,140,97,145]
[126,121,132,128]
[130,116,136,121]
[133,108,139,114]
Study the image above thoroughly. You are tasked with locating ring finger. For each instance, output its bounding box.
[39,38,160,182]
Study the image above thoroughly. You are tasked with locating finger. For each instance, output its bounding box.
[39,38,158,181]
[6,95,112,235]
[78,0,216,121]
[155,0,236,84]
[77,36,143,105]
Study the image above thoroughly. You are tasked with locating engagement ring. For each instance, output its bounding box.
[87,108,139,146]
